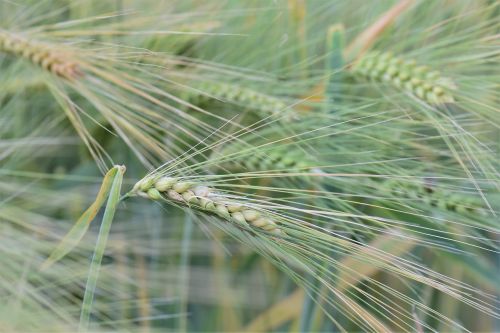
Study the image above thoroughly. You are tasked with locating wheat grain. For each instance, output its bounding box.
[0,30,80,80]
[352,51,455,104]
[131,175,282,234]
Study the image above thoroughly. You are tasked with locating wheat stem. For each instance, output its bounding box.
[79,165,125,332]
[0,30,81,79]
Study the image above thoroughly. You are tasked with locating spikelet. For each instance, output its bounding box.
[352,51,456,104]
[131,175,282,234]
[380,178,488,215]
[0,30,80,80]
[193,81,296,120]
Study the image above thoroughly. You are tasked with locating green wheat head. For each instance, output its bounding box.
[215,142,316,174]
[130,175,282,234]
[352,51,456,104]
[192,81,296,120]
[379,178,489,216]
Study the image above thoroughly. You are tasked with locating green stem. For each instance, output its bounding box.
[324,24,345,110]
[178,214,194,332]
[79,165,125,332]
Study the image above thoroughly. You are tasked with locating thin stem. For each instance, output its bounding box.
[178,214,194,332]
[79,165,125,332]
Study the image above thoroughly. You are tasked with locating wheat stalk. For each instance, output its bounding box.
[0,30,81,80]
[129,175,282,234]
[352,51,456,104]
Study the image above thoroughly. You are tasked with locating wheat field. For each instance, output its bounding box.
[0,1,499,332]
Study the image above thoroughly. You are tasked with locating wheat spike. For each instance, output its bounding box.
[352,51,455,104]
[244,149,313,173]
[218,141,489,216]
[220,146,316,174]
[381,178,488,215]
[0,30,80,80]
[193,81,295,120]
[131,175,282,234]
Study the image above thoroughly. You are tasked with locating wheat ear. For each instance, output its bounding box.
[130,175,282,234]
[381,179,488,215]
[0,30,80,80]
[217,143,317,174]
[193,81,295,120]
[352,51,455,104]
[218,141,489,215]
